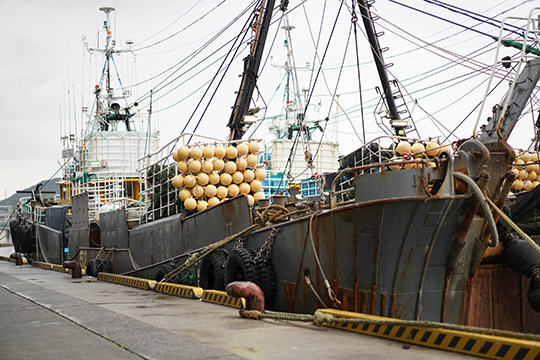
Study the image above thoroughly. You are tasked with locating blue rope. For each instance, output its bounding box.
[424,0,534,40]
[389,0,497,40]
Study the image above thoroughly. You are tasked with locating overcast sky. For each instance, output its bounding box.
[0,0,538,199]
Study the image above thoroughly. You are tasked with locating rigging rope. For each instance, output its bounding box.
[351,0,366,144]
[131,0,234,52]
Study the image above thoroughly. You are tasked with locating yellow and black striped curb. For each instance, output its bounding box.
[33,261,67,273]
[97,273,156,290]
[31,260,86,276]
[319,309,540,360]
[202,289,245,309]
[154,282,203,299]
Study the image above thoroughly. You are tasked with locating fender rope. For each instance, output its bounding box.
[453,172,498,247]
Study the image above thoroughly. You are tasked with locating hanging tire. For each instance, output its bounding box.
[226,248,260,285]
[86,259,99,277]
[255,256,277,309]
[200,249,228,290]
[154,265,170,282]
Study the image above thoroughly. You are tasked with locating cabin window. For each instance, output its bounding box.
[126,184,133,198]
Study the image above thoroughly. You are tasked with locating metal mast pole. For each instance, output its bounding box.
[100,7,115,109]
[227,0,277,141]
[356,0,401,122]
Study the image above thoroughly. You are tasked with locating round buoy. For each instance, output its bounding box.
[531,152,539,162]
[236,157,248,171]
[220,173,232,186]
[232,171,244,184]
[184,198,197,211]
[395,141,411,155]
[239,182,251,194]
[388,157,402,171]
[184,175,196,188]
[179,189,191,201]
[172,175,184,188]
[402,157,414,170]
[192,185,205,198]
[439,145,452,155]
[208,197,220,207]
[215,146,226,159]
[247,194,255,205]
[243,169,255,182]
[197,173,209,186]
[533,181,540,189]
[190,147,202,160]
[213,159,225,172]
[520,152,531,163]
[519,169,527,180]
[246,154,257,167]
[177,160,188,174]
[202,146,214,159]
[202,161,213,174]
[510,168,519,178]
[217,186,228,199]
[528,171,537,182]
[248,141,260,154]
[197,200,208,212]
[225,161,237,174]
[226,146,238,159]
[177,146,190,160]
[524,180,533,190]
[189,160,202,173]
[209,172,220,185]
[228,184,240,197]
[172,150,182,162]
[513,179,524,191]
[411,143,425,158]
[426,141,439,156]
[250,179,262,192]
[237,143,249,156]
[205,184,217,198]
[253,191,265,203]
[255,168,266,181]
[514,159,525,168]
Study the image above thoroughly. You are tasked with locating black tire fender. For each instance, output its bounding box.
[86,259,99,277]
[154,265,171,282]
[200,249,228,290]
[226,248,259,284]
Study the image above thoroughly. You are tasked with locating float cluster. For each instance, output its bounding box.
[171,141,267,211]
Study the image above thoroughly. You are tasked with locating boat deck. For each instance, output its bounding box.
[0,250,474,360]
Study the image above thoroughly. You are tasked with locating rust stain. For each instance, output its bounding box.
[371,284,377,315]
[381,292,387,317]
[284,281,296,312]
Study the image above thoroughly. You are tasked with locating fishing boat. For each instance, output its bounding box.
[9,1,540,334]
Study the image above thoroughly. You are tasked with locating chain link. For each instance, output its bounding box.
[95,247,113,262]
[253,228,279,265]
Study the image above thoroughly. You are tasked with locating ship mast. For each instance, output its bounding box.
[86,7,135,132]
[357,0,404,136]
[227,0,277,141]
[100,6,115,111]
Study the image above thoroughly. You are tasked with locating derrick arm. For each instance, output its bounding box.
[227,0,276,141]
[478,58,540,145]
